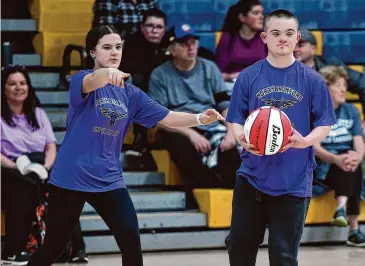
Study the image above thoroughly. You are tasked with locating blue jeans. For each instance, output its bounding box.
[27,185,142,266]
[227,176,310,266]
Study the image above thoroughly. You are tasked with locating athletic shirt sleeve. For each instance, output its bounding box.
[69,70,92,110]
[131,87,170,129]
[311,75,337,128]
[226,72,250,125]
[349,104,362,136]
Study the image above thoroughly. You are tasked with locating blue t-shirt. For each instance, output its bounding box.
[226,59,337,197]
[49,70,169,192]
[321,103,362,151]
[315,103,362,180]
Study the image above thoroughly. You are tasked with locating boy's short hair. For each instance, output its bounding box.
[141,8,167,25]
[264,9,299,31]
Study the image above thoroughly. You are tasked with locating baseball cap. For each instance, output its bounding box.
[299,29,317,46]
[164,23,200,45]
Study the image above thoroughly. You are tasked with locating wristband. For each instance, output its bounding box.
[196,113,204,125]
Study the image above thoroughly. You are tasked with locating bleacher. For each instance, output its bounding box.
[1,0,365,254]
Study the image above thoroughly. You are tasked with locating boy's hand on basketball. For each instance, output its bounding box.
[220,132,236,152]
[282,128,309,151]
[199,109,225,124]
[237,135,262,156]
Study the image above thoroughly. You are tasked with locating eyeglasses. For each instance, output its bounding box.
[143,23,165,32]
[1,64,26,71]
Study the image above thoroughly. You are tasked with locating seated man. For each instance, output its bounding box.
[120,8,171,171]
[314,66,365,247]
[294,29,365,114]
[149,24,241,191]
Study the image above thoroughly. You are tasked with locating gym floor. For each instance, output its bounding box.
[61,246,365,266]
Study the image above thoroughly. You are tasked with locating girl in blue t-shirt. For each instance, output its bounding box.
[26,25,224,266]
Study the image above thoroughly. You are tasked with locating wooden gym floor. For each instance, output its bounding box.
[60,246,365,266]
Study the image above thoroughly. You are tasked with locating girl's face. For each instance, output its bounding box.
[91,33,124,69]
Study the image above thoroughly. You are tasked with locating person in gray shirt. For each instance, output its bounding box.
[149,24,241,196]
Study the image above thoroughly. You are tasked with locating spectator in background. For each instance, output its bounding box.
[294,29,365,114]
[0,65,88,265]
[216,0,267,82]
[149,24,241,196]
[314,66,365,247]
[92,0,158,37]
[1,65,57,265]
[120,8,170,171]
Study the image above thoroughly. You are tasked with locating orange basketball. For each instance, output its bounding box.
[243,106,292,155]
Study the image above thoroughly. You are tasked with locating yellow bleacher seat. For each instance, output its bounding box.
[151,150,182,185]
[215,31,222,47]
[310,30,323,56]
[193,189,233,228]
[193,189,365,228]
[29,0,94,33]
[348,65,364,73]
[346,92,359,101]
[33,32,87,66]
[306,191,365,224]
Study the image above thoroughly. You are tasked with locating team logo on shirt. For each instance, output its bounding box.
[261,98,297,109]
[92,97,128,136]
[256,86,303,109]
[100,108,127,127]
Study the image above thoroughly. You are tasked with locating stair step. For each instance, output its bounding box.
[44,109,67,128]
[54,131,65,145]
[85,230,229,253]
[84,224,365,253]
[1,19,37,31]
[30,72,59,89]
[81,211,206,231]
[13,54,41,66]
[36,91,68,105]
[82,191,186,213]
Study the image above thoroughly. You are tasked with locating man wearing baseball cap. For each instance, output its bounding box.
[295,29,365,113]
[148,23,241,198]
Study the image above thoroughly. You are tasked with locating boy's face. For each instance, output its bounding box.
[260,17,301,57]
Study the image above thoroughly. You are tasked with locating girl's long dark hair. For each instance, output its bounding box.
[221,0,262,47]
[1,65,41,130]
[83,25,121,69]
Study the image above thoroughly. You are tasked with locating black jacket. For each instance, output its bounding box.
[119,31,171,93]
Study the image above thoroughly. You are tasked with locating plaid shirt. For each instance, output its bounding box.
[93,0,158,35]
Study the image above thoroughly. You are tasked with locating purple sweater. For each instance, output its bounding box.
[216,31,267,74]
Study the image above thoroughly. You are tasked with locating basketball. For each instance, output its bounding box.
[243,106,292,155]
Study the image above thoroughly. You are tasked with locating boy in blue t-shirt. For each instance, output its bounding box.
[26,25,224,266]
[225,10,336,266]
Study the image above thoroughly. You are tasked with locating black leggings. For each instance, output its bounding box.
[26,185,142,266]
[322,164,362,215]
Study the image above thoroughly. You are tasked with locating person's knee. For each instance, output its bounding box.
[269,244,297,265]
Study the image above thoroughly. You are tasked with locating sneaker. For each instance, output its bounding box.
[69,250,89,263]
[1,252,31,265]
[332,207,348,227]
[346,229,365,247]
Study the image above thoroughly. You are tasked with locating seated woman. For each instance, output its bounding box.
[314,66,365,247]
[0,65,88,265]
[215,0,267,82]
